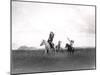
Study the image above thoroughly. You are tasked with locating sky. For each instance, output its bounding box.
[12,1,95,49]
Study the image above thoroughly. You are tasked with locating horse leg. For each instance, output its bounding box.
[47,49,49,54]
[71,48,74,54]
[68,50,70,54]
[53,48,56,53]
[67,50,70,55]
[72,49,74,54]
[44,48,48,54]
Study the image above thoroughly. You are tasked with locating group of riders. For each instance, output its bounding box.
[47,32,74,53]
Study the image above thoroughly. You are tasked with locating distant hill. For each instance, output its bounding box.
[17,46,37,50]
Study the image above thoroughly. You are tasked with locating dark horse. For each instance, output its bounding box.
[65,43,74,54]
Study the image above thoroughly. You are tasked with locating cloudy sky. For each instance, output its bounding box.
[12,1,95,49]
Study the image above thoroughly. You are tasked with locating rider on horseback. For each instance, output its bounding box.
[47,32,55,49]
[65,37,74,53]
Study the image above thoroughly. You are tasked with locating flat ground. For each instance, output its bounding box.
[11,48,96,74]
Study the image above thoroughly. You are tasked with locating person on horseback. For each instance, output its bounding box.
[56,41,61,51]
[65,37,74,53]
[47,32,55,49]
[67,37,74,47]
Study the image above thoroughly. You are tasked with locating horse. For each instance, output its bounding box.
[40,40,51,54]
[55,41,62,52]
[65,43,74,54]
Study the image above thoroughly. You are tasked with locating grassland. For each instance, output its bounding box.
[11,48,96,74]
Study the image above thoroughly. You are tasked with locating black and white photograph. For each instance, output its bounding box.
[11,0,96,74]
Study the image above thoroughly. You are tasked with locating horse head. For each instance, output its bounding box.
[40,40,45,46]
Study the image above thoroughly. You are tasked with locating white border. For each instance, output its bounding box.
[0,0,100,75]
